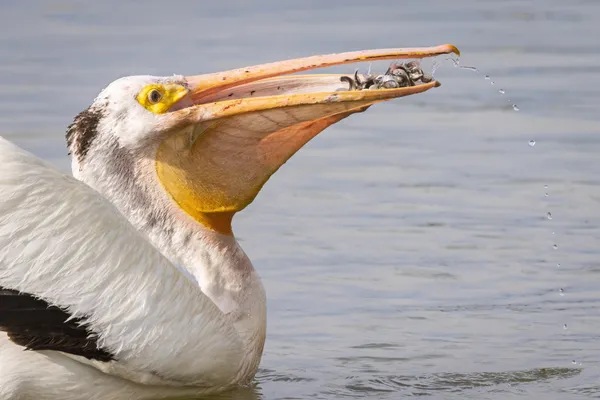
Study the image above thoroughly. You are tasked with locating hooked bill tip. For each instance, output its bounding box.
[439,44,461,57]
[446,44,460,57]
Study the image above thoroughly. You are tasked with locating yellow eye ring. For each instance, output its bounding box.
[148,89,163,104]
[137,84,188,114]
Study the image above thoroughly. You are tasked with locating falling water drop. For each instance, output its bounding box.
[564,324,568,330]
[529,140,536,147]
[553,244,558,250]
[544,185,549,189]
[545,192,549,197]
[451,64,521,114]
[547,212,553,220]
[559,288,565,296]
[557,263,561,267]
[572,360,577,365]
[431,60,440,76]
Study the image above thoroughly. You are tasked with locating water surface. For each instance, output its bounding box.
[1,1,599,398]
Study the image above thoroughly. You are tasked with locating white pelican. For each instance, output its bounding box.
[0,44,459,400]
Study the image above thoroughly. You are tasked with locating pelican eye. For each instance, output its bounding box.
[136,83,189,114]
[148,89,163,104]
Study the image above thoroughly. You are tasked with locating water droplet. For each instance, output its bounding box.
[552,231,555,235]
[572,360,577,364]
[490,81,495,85]
[529,140,536,147]
[512,104,520,111]
[557,263,561,267]
[544,185,548,189]
[559,288,565,296]
[545,192,549,197]
[499,89,505,94]
[484,75,490,80]
[563,324,568,330]
[460,66,478,72]
[547,212,553,220]
[553,244,558,250]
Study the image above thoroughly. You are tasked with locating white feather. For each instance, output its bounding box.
[0,136,264,399]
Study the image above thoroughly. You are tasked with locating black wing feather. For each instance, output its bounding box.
[0,287,115,362]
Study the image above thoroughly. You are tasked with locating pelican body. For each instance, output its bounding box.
[0,45,459,399]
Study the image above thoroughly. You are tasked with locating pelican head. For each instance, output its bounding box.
[66,45,459,237]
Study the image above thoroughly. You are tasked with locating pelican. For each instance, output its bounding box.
[0,44,459,400]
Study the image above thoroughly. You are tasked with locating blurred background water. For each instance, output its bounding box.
[1,0,599,398]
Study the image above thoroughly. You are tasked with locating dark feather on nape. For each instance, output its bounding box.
[0,287,115,362]
[66,106,103,162]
